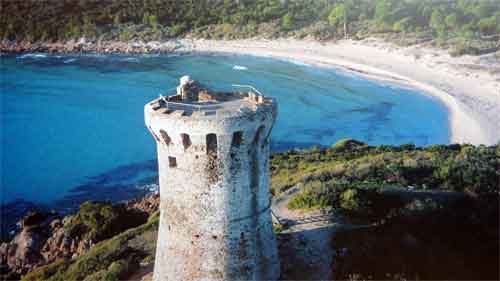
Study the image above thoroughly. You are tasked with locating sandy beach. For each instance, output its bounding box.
[174,38,500,146]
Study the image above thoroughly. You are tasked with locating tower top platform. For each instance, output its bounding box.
[145,76,275,120]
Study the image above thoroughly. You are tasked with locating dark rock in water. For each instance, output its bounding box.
[20,212,48,229]
[1,199,46,242]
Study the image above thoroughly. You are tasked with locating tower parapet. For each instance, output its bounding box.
[145,76,279,281]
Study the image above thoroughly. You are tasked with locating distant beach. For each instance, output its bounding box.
[176,38,500,146]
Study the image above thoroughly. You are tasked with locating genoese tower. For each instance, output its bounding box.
[144,76,280,281]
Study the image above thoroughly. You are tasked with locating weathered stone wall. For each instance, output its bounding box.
[145,100,279,281]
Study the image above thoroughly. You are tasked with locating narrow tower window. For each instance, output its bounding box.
[159,130,172,146]
[181,133,191,150]
[168,156,177,168]
[206,133,218,156]
[231,131,244,148]
[206,133,219,183]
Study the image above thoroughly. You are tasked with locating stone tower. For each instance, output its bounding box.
[144,76,280,281]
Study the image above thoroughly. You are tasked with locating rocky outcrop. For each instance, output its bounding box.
[0,212,51,277]
[126,193,160,215]
[40,217,94,263]
[0,193,160,279]
[0,214,96,279]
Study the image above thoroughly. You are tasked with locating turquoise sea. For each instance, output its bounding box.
[1,53,449,206]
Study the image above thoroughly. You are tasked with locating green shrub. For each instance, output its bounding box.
[330,139,366,151]
[64,201,148,242]
[83,258,138,281]
[281,13,294,30]
[170,23,187,37]
[118,27,133,41]
[340,189,359,211]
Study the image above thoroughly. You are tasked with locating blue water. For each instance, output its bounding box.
[1,53,449,205]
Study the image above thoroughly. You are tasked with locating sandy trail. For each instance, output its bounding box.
[272,186,337,281]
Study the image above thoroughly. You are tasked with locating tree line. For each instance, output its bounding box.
[1,0,499,54]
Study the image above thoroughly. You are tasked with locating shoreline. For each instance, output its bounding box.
[2,38,499,145]
[175,38,500,146]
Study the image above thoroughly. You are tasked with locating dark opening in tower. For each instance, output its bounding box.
[181,133,192,150]
[160,130,172,145]
[206,133,219,184]
[168,156,177,168]
[206,133,218,156]
[231,131,244,148]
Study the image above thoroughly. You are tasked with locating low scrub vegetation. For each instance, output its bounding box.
[272,139,499,207]
[63,201,148,242]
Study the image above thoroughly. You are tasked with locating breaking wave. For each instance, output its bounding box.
[233,65,248,70]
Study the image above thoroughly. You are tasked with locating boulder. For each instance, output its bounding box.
[2,225,48,275]
[126,193,160,215]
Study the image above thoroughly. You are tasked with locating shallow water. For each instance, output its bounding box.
[1,53,449,205]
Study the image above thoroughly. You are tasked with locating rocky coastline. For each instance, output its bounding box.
[0,193,160,280]
[0,39,180,55]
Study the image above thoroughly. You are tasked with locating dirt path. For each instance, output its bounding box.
[272,185,338,281]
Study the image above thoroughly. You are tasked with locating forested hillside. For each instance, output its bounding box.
[1,0,499,55]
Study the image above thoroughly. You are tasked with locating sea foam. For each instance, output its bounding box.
[63,58,77,64]
[233,65,248,70]
[17,53,47,59]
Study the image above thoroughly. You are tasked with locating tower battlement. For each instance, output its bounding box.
[145,77,275,119]
[145,76,280,281]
